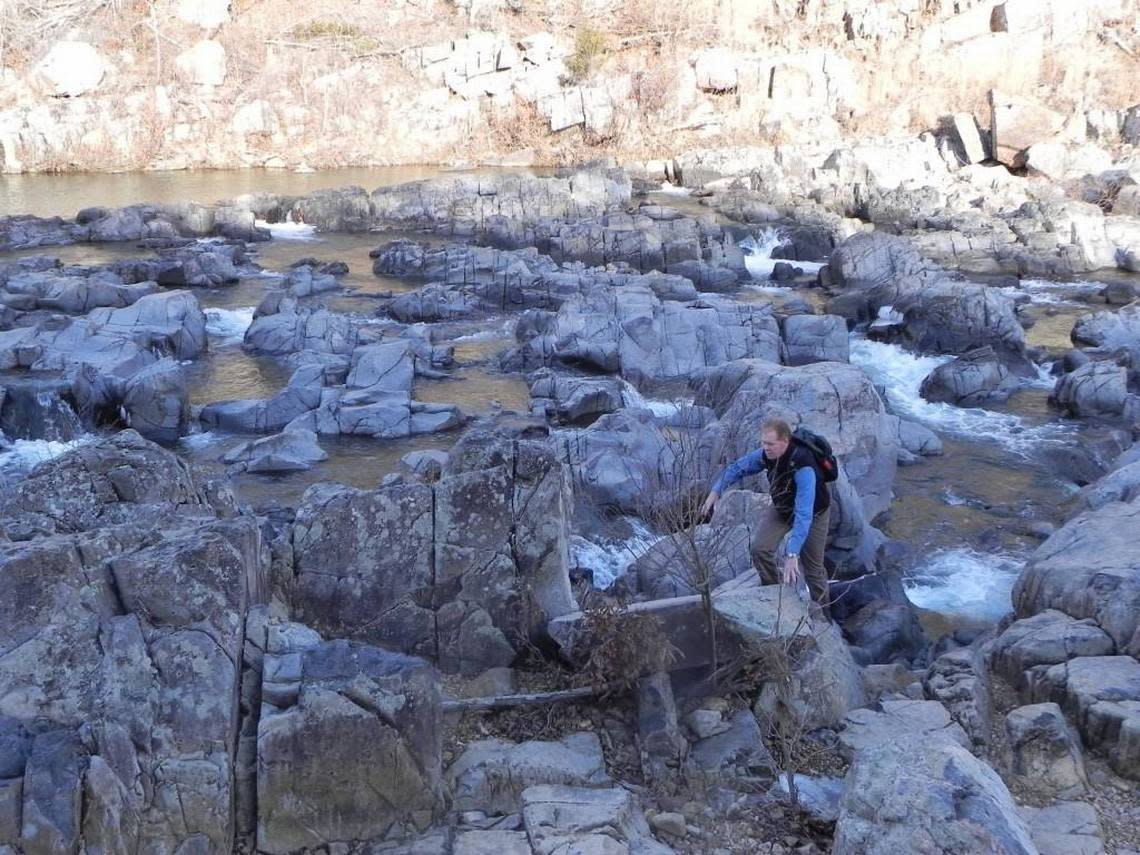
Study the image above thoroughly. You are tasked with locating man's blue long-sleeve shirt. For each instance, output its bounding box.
[711,450,818,555]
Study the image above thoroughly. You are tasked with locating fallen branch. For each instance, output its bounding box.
[442,685,600,712]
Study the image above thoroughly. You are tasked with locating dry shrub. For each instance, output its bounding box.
[631,63,676,115]
[565,26,607,82]
[573,601,677,696]
[484,100,552,153]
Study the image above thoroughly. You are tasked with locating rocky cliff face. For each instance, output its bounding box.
[1,0,1137,174]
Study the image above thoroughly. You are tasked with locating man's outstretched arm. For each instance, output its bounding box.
[701,449,766,516]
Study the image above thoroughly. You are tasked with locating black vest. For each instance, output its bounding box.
[763,443,831,523]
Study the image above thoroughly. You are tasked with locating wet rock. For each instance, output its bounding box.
[448,733,609,814]
[257,633,444,853]
[88,289,208,360]
[0,376,83,441]
[282,264,341,298]
[834,734,1035,854]
[1050,361,1131,417]
[1004,702,1088,796]
[919,346,1020,405]
[528,368,624,424]
[244,304,363,356]
[538,287,782,384]
[1072,303,1140,349]
[1,269,157,314]
[368,169,632,234]
[222,427,327,473]
[830,232,1032,372]
[893,416,943,457]
[1080,460,1140,510]
[121,357,189,441]
[112,241,254,287]
[556,408,683,516]
[200,363,331,433]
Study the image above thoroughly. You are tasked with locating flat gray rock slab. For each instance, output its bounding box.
[1019,801,1105,855]
[448,733,610,814]
[520,785,673,855]
[839,699,970,760]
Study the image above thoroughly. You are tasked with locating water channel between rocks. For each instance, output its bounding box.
[1,168,1134,635]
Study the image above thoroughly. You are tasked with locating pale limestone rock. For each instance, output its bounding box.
[34,41,110,97]
[175,0,231,28]
[175,40,227,87]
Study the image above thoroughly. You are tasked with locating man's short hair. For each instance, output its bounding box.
[760,417,792,440]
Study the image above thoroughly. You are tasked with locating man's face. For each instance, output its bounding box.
[761,429,790,459]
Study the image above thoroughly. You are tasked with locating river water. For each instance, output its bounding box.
[1,168,1133,631]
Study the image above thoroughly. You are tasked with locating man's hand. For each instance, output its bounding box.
[782,554,801,586]
[700,491,718,520]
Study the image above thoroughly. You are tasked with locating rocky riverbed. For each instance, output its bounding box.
[1,141,1139,853]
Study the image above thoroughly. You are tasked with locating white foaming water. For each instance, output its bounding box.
[205,307,255,343]
[1017,278,1104,306]
[448,320,515,343]
[655,182,691,196]
[740,229,826,280]
[255,217,318,241]
[849,336,1071,454]
[904,548,1024,620]
[0,435,93,481]
[571,517,659,589]
[178,431,224,451]
[620,382,692,418]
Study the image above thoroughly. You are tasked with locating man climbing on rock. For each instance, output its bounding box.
[701,417,833,608]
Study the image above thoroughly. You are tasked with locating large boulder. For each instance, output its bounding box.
[919,346,1020,405]
[923,647,992,748]
[34,41,110,97]
[121,357,190,441]
[1028,655,1140,779]
[0,432,265,854]
[782,314,850,366]
[1004,702,1088,797]
[990,91,1066,167]
[989,610,1116,691]
[222,427,327,473]
[834,735,1037,854]
[1071,303,1140,350]
[88,289,207,360]
[838,699,970,760]
[291,431,576,674]
[1012,496,1140,653]
[829,233,1032,371]
[1050,361,1132,418]
[542,286,783,385]
[257,630,444,853]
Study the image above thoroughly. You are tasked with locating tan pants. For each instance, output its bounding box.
[751,505,831,607]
